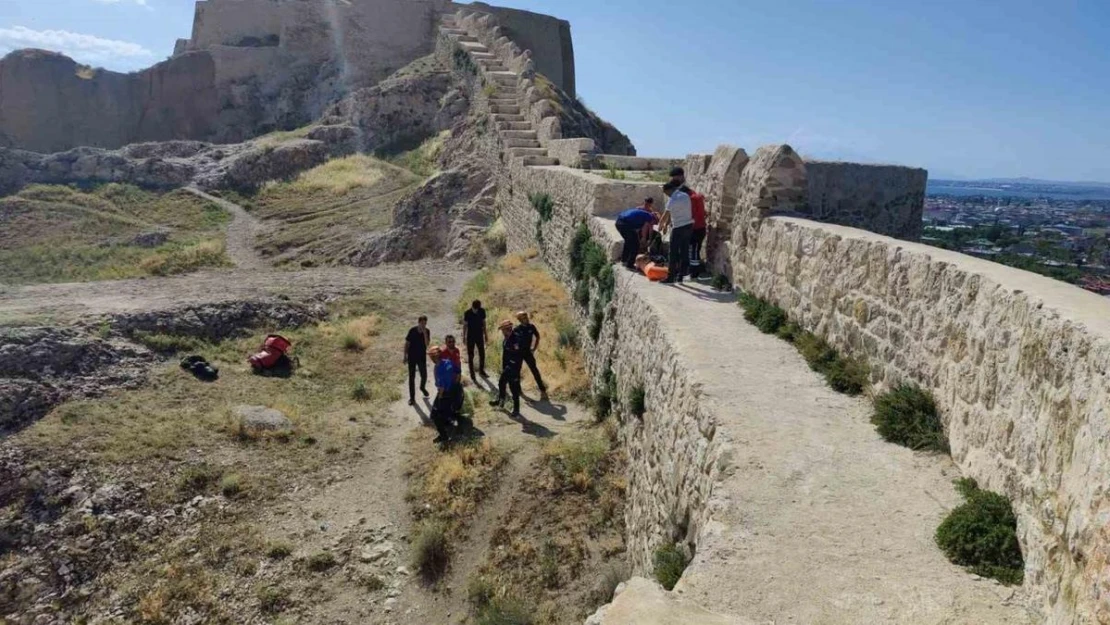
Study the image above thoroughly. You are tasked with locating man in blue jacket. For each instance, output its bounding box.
[615,199,659,270]
[430,346,462,443]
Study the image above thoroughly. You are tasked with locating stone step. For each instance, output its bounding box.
[499,129,537,139]
[497,121,533,131]
[519,155,559,167]
[490,104,521,115]
[470,51,495,59]
[440,27,467,36]
[502,137,542,149]
[489,97,520,105]
[459,41,488,52]
[479,62,508,71]
[510,147,549,157]
[488,71,518,82]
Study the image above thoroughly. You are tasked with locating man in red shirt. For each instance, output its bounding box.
[442,334,462,370]
[688,189,707,279]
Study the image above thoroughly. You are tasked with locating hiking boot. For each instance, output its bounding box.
[540,389,549,401]
[421,388,430,398]
[408,398,415,406]
[489,397,503,408]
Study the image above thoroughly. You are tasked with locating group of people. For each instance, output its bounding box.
[403,302,548,443]
[614,167,707,284]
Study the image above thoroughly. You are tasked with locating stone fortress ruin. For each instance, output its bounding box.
[2,1,1109,624]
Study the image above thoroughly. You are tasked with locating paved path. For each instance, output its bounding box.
[621,276,1037,624]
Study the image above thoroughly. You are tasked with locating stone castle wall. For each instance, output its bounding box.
[498,143,1109,624]
[723,145,1110,625]
[801,160,927,240]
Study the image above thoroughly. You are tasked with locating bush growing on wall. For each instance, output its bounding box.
[574,279,590,309]
[872,384,949,453]
[935,479,1024,585]
[529,192,555,222]
[628,385,646,418]
[589,308,604,342]
[653,543,687,590]
[569,223,591,281]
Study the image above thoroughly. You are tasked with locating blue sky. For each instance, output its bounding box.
[1,0,1108,182]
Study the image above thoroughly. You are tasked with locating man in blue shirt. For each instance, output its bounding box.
[615,198,659,270]
[430,346,461,443]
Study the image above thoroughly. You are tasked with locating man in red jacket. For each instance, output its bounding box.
[671,167,708,280]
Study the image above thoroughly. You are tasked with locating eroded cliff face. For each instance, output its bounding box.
[0,50,218,154]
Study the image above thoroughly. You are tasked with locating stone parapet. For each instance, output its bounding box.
[802,159,926,241]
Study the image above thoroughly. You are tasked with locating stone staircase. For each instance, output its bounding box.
[440,15,559,167]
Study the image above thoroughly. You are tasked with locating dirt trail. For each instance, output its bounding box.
[184,186,268,271]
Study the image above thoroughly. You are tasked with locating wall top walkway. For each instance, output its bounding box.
[605,265,1038,624]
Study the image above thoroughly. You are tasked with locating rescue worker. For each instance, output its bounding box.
[489,320,524,417]
[512,311,547,400]
[462,300,489,381]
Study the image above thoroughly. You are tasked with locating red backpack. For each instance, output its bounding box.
[690,191,707,230]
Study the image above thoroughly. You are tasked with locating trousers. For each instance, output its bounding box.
[407,358,427,401]
[668,224,693,280]
[690,228,706,278]
[617,222,641,268]
[466,335,486,378]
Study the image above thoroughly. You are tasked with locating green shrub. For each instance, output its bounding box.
[583,242,608,280]
[755,302,787,334]
[589,309,604,342]
[794,332,839,372]
[873,384,948,452]
[467,576,495,610]
[593,390,612,422]
[825,355,869,396]
[306,551,337,572]
[596,263,616,304]
[653,543,687,591]
[528,192,555,222]
[604,164,627,180]
[776,321,802,342]
[711,273,732,292]
[569,223,591,280]
[411,521,450,583]
[257,586,289,614]
[540,537,560,588]
[556,316,579,349]
[341,333,362,351]
[351,379,371,402]
[935,479,1023,585]
[453,48,478,75]
[177,463,222,496]
[132,331,204,354]
[738,292,766,324]
[628,385,646,418]
[574,280,591,309]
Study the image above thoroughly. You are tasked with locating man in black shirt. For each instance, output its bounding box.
[403,315,431,406]
[512,311,547,400]
[489,319,524,417]
[462,300,488,381]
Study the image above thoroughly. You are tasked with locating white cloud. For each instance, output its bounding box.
[0,26,155,67]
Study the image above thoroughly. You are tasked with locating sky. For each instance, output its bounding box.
[0,0,1108,182]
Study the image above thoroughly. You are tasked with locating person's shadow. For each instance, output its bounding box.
[412,399,434,427]
[509,412,555,439]
[527,400,567,421]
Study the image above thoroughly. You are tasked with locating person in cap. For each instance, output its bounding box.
[430,346,461,443]
[615,198,660,271]
[511,311,547,400]
[489,319,524,417]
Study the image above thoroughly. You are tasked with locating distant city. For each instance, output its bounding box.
[924,179,1110,294]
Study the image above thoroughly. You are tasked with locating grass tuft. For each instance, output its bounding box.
[529,193,555,222]
[266,543,293,560]
[628,385,646,418]
[935,479,1023,585]
[288,155,387,195]
[411,520,450,584]
[544,431,609,494]
[351,379,371,402]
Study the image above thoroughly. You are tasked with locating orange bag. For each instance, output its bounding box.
[644,263,669,282]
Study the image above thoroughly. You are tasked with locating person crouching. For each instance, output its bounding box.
[429,346,462,444]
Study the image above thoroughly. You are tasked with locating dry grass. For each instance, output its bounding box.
[254,125,317,148]
[457,254,588,402]
[226,156,419,267]
[281,155,387,195]
[408,438,507,526]
[0,184,231,284]
[386,130,449,179]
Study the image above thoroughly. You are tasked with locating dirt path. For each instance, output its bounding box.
[184,186,268,271]
[0,263,471,326]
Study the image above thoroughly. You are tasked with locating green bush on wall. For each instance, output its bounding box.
[935,479,1024,585]
[528,192,555,222]
[872,384,949,453]
[653,543,687,591]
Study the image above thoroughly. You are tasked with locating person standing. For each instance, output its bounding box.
[688,188,707,279]
[659,181,693,284]
[615,199,659,270]
[442,334,462,369]
[462,300,488,381]
[489,320,524,417]
[512,311,547,400]
[404,315,431,406]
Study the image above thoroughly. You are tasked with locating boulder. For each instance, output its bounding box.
[235,405,292,434]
